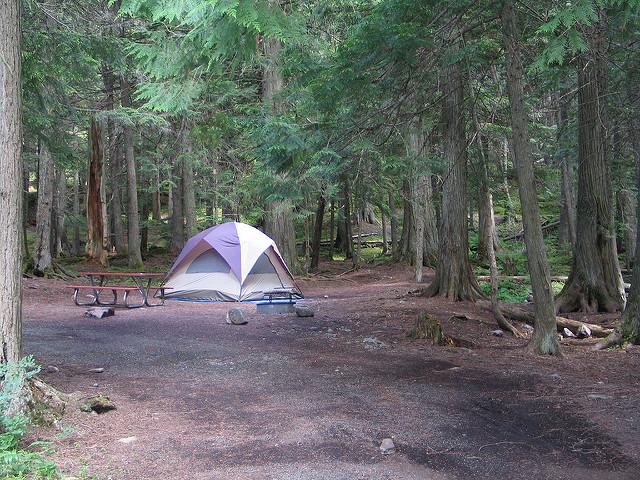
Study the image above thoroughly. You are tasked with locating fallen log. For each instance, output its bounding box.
[476,300,613,338]
[505,220,559,241]
[476,275,568,282]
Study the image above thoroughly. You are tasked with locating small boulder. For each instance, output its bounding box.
[380,438,396,455]
[295,305,314,317]
[79,395,116,414]
[84,307,115,319]
[89,367,104,373]
[563,328,576,338]
[118,436,137,444]
[226,308,248,325]
[490,329,504,337]
[577,324,592,339]
[46,365,59,374]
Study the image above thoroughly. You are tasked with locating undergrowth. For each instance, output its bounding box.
[0,357,58,479]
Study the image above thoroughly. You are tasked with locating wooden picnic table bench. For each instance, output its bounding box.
[67,272,168,308]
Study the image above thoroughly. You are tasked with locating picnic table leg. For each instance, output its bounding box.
[123,289,145,308]
[96,289,118,306]
[73,288,98,307]
[144,279,166,307]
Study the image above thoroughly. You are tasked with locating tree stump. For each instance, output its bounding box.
[408,313,445,345]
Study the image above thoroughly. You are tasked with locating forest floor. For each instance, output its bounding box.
[24,261,640,479]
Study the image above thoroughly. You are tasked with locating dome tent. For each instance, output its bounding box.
[163,222,302,302]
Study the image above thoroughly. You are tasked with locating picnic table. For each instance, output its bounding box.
[66,272,168,308]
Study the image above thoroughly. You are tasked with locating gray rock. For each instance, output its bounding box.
[46,365,59,374]
[563,328,576,338]
[294,305,314,317]
[522,324,534,331]
[84,307,115,319]
[550,373,561,380]
[89,368,104,373]
[226,308,248,325]
[577,324,592,339]
[587,394,611,401]
[380,438,396,455]
[491,329,504,337]
[117,436,137,444]
[363,336,386,349]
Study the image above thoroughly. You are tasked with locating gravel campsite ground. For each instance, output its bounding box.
[24,262,640,479]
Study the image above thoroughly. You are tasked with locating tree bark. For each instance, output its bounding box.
[86,117,108,265]
[557,87,576,247]
[555,13,625,313]
[381,205,388,254]
[33,142,54,274]
[310,194,325,271]
[424,23,482,301]
[327,199,335,260]
[0,0,23,363]
[502,0,559,354]
[121,75,143,267]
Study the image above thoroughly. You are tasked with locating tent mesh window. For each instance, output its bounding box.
[249,253,278,275]
[186,249,230,274]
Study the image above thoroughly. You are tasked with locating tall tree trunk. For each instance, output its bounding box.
[310,194,325,271]
[33,142,54,274]
[555,12,625,313]
[121,75,143,267]
[262,10,297,271]
[557,87,576,247]
[0,0,23,363]
[502,0,559,354]
[501,139,515,224]
[342,180,354,259]
[72,170,81,256]
[86,117,108,265]
[181,126,197,239]
[170,157,185,254]
[424,24,481,300]
[22,160,30,260]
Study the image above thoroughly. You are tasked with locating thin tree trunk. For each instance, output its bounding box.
[33,142,54,274]
[141,193,150,253]
[502,0,559,354]
[181,126,196,239]
[328,199,335,260]
[501,138,515,224]
[22,159,30,260]
[415,175,425,282]
[557,87,576,247]
[73,170,81,256]
[170,157,185,254]
[0,0,23,363]
[381,206,388,254]
[310,194,325,271]
[555,12,625,313]
[470,80,498,260]
[617,190,636,270]
[54,168,69,256]
[389,192,398,259]
[343,180,354,260]
[424,22,482,300]
[121,75,143,267]
[86,117,108,265]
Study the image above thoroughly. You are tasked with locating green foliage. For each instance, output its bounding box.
[0,357,58,479]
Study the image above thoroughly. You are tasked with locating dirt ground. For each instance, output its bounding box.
[24,262,640,479]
